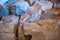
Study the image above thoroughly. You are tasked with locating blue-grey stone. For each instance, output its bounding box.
[0,5,9,18]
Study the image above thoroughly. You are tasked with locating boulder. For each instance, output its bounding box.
[0,15,19,33]
[0,33,17,40]
[10,1,29,15]
[31,19,60,40]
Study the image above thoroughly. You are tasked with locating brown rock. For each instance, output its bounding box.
[33,1,41,12]
[46,8,60,14]
[31,19,60,40]
[18,23,25,40]
[50,0,56,3]
[41,9,60,20]
[31,32,45,40]
[0,15,19,33]
[23,23,42,35]
[0,33,16,40]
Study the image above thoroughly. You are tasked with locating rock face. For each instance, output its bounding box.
[23,22,42,35]
[54,0,60,8]
[30,9,60,40]
[0,33,16,40]
[40,1,53,11]
[20,1,42,23]
[10,1,29,16]
[18,23,25,40]
[19,19,60,40]
[3,0,19,6]
[18,2,60,39]
[0,5,9,18]
[0,15,19,40]
[41,8,60,20]
[0,15,19,33]
[31,19,60,40]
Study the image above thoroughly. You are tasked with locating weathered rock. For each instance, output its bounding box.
[20,18,60,40]
[27,0,49,6]
[0,33,16,40]
[20,2,42,23]
[31,32,45,40]
[3,0,19,6]
[18,23,25,40]
[41,9,60,20]
[23,22,42,35]
[50,0,56,3]
[53,0,60,8]
[33,1,41,12]
[10,1,29,15]
[0,0,7,5]
[54,3,60,8]
[0,5,9,18]
[31,19,60,40]
[40,1,53,11]
[0,15,19,33]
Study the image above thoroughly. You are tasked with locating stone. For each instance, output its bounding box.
[54,3,60,8]
[40,1,53,11]
[10,1,29,15]
[0,5,9,18]
[20,2,42,23]
[18,23,25,40]
[0,33,16,40]
[20,9,42,23]
[0,15,19,33]
[0,0,7,5]
[33,1,41,12]
[41,8,60,19]
[3,0,19,6]
[31,19,60,40]
[23,22,42,35]
[29,0,49,6]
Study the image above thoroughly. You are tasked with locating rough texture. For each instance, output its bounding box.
[41,9,60,20]
[0,33,16,40]
[23,22,42,35]
[31,19,60,40]
[18,23,25,40]
[19,19,60,40]
[0,15,19,33]
[9,1,29,15]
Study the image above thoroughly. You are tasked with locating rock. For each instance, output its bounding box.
[28,0,49,6]
[25,0,30,4]
[50,0,56,3]
[31,19,60,40]
[3,0,19,6]
[0,15,19,33]
[46,8,60,14]
[0,0,7,5]
[40,1,53,11]
[19,19,60,40]
[41,11,55,19]
[0,33,16,40]
[56,21,60,29]
[10,1,29,15]
[29,1,53,11]
[28,9,42,22]
[20,2,42,23]
[33,1,41,11]
[31,32,45,40]
[54,3,60,8]
[0,5,9,18]
[18,23,25,40]
[41,8,60,19]
[23,22,42,35]
[20,9,42,23]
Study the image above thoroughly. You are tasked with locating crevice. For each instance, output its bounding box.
[24,35,32,40]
